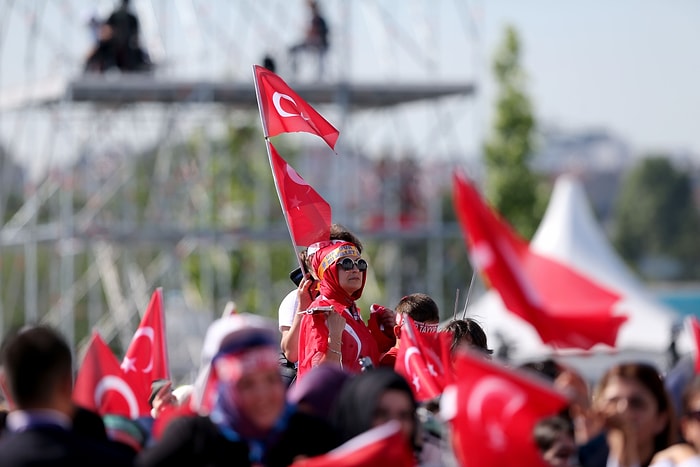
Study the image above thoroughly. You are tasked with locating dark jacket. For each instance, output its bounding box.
[136,411,338,467]
[0,424,135,467]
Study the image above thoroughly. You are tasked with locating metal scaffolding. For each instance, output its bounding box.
[0,0,483,380]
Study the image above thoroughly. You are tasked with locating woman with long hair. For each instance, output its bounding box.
[579,362,677,467]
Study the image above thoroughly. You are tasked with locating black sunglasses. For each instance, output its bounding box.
[337,257,368,272]
[686,410,700,421]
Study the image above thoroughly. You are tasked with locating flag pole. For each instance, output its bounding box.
[461,269,477,320]
[252,65,305,270]
[155,287,170,380]
[452,289,460,321]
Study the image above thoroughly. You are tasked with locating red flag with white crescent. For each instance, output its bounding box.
[394,315,450,402]
[73,332,146,419]
[270,143,332,247]
[253,65,339,150]
[442,350,568,467]
[452,171,627,349]
[290,421,415,467]
[121,288,170,417]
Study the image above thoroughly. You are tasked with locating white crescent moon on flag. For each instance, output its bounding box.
[285,165,308,186]
[95,375,140,420]
[466,376,527,450]
[131,327,155,373]
[272,92,300,118]
[403,347,420,371]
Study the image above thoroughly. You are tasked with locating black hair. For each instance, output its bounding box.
[443,318,492,354]
[1,325,72,408]
[395,293,439,324]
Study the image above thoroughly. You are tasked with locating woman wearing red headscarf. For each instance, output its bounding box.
[297,240,390,379]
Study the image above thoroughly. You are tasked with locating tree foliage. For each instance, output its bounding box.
[612,156,700,280]
[483,25,544,239]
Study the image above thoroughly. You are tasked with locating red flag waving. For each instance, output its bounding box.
[442,350,568,467]
[452,171,627,349]
[290,421,414,467]
[395,315,450,402]
[73,332,146,419]
[253,64,339,150]
[270,143,332,247]
[121,288,169,416]
[688,316,700,373]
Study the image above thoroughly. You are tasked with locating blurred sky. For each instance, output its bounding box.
[1,0,699,177]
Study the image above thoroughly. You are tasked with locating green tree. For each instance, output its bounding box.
[483,25,544,239]
[613,156,700,280]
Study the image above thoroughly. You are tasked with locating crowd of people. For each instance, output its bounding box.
[2,224,700,467]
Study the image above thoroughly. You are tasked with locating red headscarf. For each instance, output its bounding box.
[310,241,366,306]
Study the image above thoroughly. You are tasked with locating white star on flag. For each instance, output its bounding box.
[427,362,437,377]
[412,374,421,392]
[289,195,302,208]
[120,357,136,373]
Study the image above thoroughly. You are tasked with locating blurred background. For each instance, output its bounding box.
[1,0,699,381]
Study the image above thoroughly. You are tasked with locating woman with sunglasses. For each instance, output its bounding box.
[296,240,389,380]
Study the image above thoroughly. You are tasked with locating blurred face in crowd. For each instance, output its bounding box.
[541,432,578,467]
[595,376,668,450]
[336,255,366,296]
[372,389,415,443]
[681,394,700,449]
[235,368,286,431]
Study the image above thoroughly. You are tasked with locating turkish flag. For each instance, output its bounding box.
[270,143,332,247]
[73,332,147,419]
[443,350,568,467]
[121,288,170,416]
[290,421,415,467]
[394,315,450,402]
[687,316,700,373]
[452,171,627,349]
[253,65,339,150]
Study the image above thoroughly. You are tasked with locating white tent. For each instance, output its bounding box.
[468,175,683,374]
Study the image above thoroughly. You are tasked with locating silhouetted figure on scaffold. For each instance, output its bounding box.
[84,0,152,74]
[289,0,329,81]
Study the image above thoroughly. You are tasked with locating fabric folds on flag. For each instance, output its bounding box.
[394,315,450,402]
[452,171,627,349]
[121,288,170,417]
[254,64,339,150]
[73,333,146,420]
[290,421,415,467]
[442,350,568,467]
[270,143,332,247]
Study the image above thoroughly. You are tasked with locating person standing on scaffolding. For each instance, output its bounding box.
[289,0,329,81]
[85,0,151,73]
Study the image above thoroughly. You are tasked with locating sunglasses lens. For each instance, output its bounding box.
[338,258,367,271]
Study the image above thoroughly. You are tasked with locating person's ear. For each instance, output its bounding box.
[393,324,401,339]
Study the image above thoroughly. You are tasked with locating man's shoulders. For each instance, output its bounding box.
[0,427,133,466]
